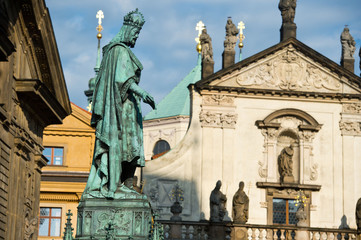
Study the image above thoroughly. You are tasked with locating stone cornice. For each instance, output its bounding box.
[15,78,68,126]
[41,171,89,182]
[40,192,80,202]
[197,86,361,101]
[256,182,321,191]
[143,115,190,127]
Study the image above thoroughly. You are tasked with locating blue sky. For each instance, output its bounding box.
[45,0,361,114]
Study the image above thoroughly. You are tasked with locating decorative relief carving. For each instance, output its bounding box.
[342,103,361,114]
[202,95,234,106]
[299,131,316,142]
[24,210,38,240]
[236,45,341,92]
[310,163,318,181]
[339,121,361,135]
[258,161,267,178]
[199,110,238,128]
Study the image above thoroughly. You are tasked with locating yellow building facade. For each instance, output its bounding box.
[39,103,94,239]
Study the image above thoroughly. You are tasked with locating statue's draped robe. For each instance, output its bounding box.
[210,189,227,221]
[232,190,249,223]
[84,42,144,197]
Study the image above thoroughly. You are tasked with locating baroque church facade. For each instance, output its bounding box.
[142,5,361,230]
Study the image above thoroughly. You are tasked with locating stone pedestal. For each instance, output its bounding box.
[280,23,297,41]
[202,61,214,79]
[295,228,309,240]
[341,58,355,73]
[222,50,235,69]
[75,192,151,240]
[209,225,226,240]
[282,175,294,183]
[231,226,247,240]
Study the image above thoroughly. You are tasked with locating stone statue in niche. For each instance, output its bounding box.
[278,145,295,183]
[341,27,356,59]
[224,17,239,52]
[356,197,361,232]
[232,181,249,223]
[210,180,227,222]
[200,28,214,63]
[278,0,297,24]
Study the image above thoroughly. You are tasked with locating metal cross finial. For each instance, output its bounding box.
[195,21,205,44]
[238,21,245,35]
[196,21,205,36]
[96,10,104,25]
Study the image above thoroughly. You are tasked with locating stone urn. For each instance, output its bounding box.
[170,201,183,221]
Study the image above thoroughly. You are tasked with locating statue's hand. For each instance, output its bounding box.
[142,92,156,109]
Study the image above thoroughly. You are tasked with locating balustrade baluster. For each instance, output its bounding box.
[181,225,186,239]
[280,229,286,240]
[260,229,267,240]
[273,230,278,240]
[340,233,346,240]
[266,229,273,240]
[350,233,357,240]
[247,228,253,240]
[163,224,170,240]
[189,225,195,239]
[327,232,335,240]
[184,225,190,239]
[312,231,320,240]
[255,228,261,240]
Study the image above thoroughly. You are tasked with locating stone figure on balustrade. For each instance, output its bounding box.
[210,180,227,222]
[278,145,294,183]
[341,27,356,59]
[224,18,239,52]
[200,28,214,63]
[278,0,297,24]
[232,181,249,224]
[82,8,155,199]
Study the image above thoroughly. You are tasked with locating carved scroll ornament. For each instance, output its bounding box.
[236,45,341,92]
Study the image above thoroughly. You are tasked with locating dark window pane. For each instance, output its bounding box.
[273,199,286,224]
[38,218,49,236]
[289,201,298,225]
[40,207,50,216]
[153,140,170,155]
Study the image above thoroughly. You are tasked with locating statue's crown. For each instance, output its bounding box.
[123,8,145,29]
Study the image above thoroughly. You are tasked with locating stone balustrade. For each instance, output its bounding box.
[158,220,359,240]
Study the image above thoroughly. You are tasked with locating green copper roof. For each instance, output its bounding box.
[144,55,201,120]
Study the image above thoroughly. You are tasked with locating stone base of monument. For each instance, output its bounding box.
[282,175,294,183]
[280,23,296,41]
[231,226,247,240]
[75,190,151,240]
[222,50,235,69]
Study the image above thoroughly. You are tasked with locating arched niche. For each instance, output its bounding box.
[256,108,322,184]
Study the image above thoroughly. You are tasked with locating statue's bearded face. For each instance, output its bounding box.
[129,28,140,48]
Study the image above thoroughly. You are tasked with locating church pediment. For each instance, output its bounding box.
[197,38,361,96]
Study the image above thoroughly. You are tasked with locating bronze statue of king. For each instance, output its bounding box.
[83,8,155,200]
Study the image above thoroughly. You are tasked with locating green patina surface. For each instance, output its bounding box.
[144,54,201,120]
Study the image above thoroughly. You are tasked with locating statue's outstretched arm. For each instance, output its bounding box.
[129,82,156,109]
